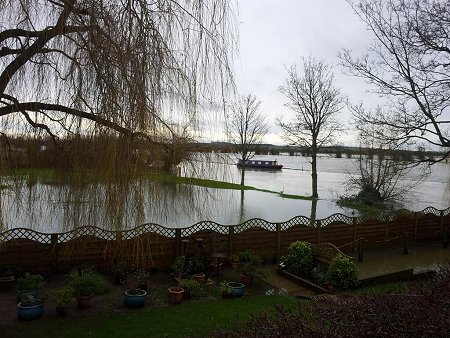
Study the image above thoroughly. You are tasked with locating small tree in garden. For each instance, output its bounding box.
[281,241,314,278]
[227,94,269,185]
[324,254,359,291]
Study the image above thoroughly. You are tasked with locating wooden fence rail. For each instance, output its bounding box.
[1,206,449,275]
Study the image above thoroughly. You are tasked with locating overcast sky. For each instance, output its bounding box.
[233,0,379,146]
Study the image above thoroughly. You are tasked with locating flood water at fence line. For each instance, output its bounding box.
[0,153,449,233]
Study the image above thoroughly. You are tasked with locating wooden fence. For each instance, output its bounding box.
[1,206,449,275]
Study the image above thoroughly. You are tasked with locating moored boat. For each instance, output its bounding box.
[236,159,283,169]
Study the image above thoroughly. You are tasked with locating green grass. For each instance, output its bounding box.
[151,174,312,200]
[4,295,296,338]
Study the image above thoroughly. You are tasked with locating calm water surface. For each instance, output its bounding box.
[1,154,449,232]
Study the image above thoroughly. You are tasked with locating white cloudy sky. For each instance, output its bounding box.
[231,0,380,146]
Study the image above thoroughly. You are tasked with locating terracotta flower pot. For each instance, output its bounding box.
[168,286,184,304]
[77,294,92,309]
[192,273,206,284]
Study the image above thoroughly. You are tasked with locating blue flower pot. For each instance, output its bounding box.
[17,302,43,320]
[124,289,147,308]
[227,282,245,298]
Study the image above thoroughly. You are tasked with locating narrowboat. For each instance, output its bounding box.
[236,159,283,169]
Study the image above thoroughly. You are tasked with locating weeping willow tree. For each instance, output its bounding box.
[0,0,238,232]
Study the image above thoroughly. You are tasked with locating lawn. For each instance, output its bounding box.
[3,295,297,338]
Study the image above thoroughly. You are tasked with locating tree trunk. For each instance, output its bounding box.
[311,148,318,198]
[240,167,246,185]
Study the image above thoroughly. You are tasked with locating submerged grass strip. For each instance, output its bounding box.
[4,295,297,338]
[1,169,312,200]
[150,174,313,200]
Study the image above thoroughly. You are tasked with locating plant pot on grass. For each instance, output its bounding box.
[125,268,150,291]
[124,289,147,308]
[168,286,184,304]
[52,287,74,317]
[68,270,110,309]
[192,272,206,285]
[17,295,43,320]
[226,282,245,298]
[16,272,44,302]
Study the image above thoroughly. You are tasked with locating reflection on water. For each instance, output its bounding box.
[0,153,449,232]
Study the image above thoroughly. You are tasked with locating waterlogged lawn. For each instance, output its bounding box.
[1,169,312,200]
[4,295,297,338]
[151,174,312,200]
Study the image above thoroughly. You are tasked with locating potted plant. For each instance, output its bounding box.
[125,268,150,291]
[123,288,147,308]
[191,272,206,285]
[226,282,245,298]
[16,272,44,302]
[179,279,202,299]
[237,250,267,286]
[171,256,189,279]
[17,295,44,320]
[52,286,74,317]
[167,286,184,304]
[68,270,110,309]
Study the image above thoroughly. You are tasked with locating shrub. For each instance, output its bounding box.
[179,279,202,299]
[17,272,44,291]
[324,254,359,291]
[281,241,314,278]
[68,270,110,297]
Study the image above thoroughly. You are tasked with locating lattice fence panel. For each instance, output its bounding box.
[0,228,51,244]
[420,206,441,216]
[122,223,176,240]
[59,226,115,243]
[443,207,450,217]
[321,214,352,227]
[281,216,311,230]
[181,221,228,237]
[235,218,276,233]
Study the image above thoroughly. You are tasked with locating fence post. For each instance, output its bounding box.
[358,237,364,262]
[352,217,357,252]
[228,225,235,255]
[439,210,444,240]
[403,232,408,255]
[316,220,321,244]
[276,223,281,262]
[175,229,181,257]
[50,233,58,274]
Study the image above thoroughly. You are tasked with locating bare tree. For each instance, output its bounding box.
[278,57,345,198]
[0,0,237,170]
[341,0,450,160]
[340,119,429,209]
[227,94,269,185]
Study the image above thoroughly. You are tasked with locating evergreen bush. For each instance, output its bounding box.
[324,254,359,290]
[281,241,314,278]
